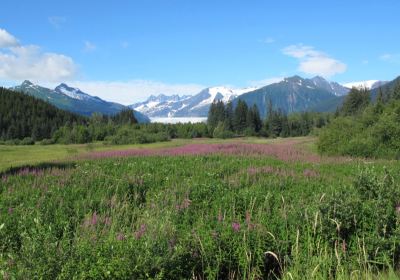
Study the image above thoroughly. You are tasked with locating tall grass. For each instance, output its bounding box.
[1,154,400,279]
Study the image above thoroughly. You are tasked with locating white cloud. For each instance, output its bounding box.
[380,53,400,63]
[0,28,77,83]
[0,28,19,48]
[282,44,347,77]
[70,80,206,105]
[83,41,96,52]
[48,16,66,29]
[249,76,283,87]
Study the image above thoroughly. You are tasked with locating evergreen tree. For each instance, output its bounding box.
[224,101,234,131]
[339,87,370,116]
[375,87,385,114]
[0,87,85,141]
[207,100,225,134]
[246,104,262,134]
[207,102,218,131]
[112,109,138,125]
[233,99,248,134]
[392,81,400,100]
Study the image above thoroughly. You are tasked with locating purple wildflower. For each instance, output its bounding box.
[217,210,224,223]
[176,198,192,211]
[134,224,147,239]
[396,204,400,214]
[91,212,98,226]
[232,222,241,232]
[247,167,259,175]
[104,216,112,226]
[8,207,13,214]
[303,169,319,177]
[245,211,251,224]
[116,232,126,241]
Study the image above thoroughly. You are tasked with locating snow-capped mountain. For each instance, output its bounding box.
[232,76,351,117]
[343,80,388,90]
[11,81,150,122]
[54,83,97,101]
[130,86,258,118]
[311,76,349,96]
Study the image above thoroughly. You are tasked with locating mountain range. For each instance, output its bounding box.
[131,76,357,118]
[8,76,393,122]
[130,86,257,118]
[10,81,150,123]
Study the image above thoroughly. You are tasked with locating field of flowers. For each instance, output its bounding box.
[1,138,400,279]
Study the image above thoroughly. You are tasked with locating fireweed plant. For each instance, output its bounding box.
[1,145,400,279]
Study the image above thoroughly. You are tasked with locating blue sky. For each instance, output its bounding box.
[0,0,399,103]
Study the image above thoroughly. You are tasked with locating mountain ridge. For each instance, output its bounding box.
[10,81,150,123]
[130,76,354,119]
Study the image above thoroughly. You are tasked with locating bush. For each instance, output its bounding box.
[213,122,234,139]
[105,126,170,145]
[20,137,35,145]
[5,139,20,145]
[39,138,56,145]
[318,100,400,158]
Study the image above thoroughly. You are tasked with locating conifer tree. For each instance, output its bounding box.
[233,99,248,134]
[224,101,234,131]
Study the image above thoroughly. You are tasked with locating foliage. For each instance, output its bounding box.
[0,87,85,141]
[264,102,331,138]
[318,84,400,158]
[53,118,210,145]
[338,87,370,116]
[1,150,400,279]
[212,122,234,139]
[105,126,170,145]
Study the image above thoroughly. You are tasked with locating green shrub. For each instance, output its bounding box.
[39,138,55,145]
[20,137,35,145]
[213,122,234,139]
[4,139,20,145]
[105,126,170,145]
[318,100,400,158]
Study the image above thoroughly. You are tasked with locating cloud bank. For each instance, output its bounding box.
[0,28,77,83]
[282,44,347,77]
[0,29,19,48]
[71,80,206,105]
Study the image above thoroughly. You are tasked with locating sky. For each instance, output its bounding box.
[0,0,400,104]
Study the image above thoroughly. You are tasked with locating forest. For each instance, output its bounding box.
[0,87,330,145]
[0,87,85,143]
[318,79,400,159]
[3,81,400,160]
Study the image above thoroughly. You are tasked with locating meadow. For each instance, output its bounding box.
[1,137,400,279]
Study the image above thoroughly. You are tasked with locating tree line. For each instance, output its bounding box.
[0,85,210,145]
[0,87,86,142]
[1,86,332,145]
[318,79,400,158]
[207,99,331,138]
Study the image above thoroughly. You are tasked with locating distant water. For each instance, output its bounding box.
[150,117,207,124]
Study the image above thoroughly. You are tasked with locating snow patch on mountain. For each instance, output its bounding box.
[54,83,95,101]
[130,86,258,118]
[343,80,386,90]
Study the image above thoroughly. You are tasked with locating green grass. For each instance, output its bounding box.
[1,137,400,279]
[0,137,300,173]
[0,139,192,172]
